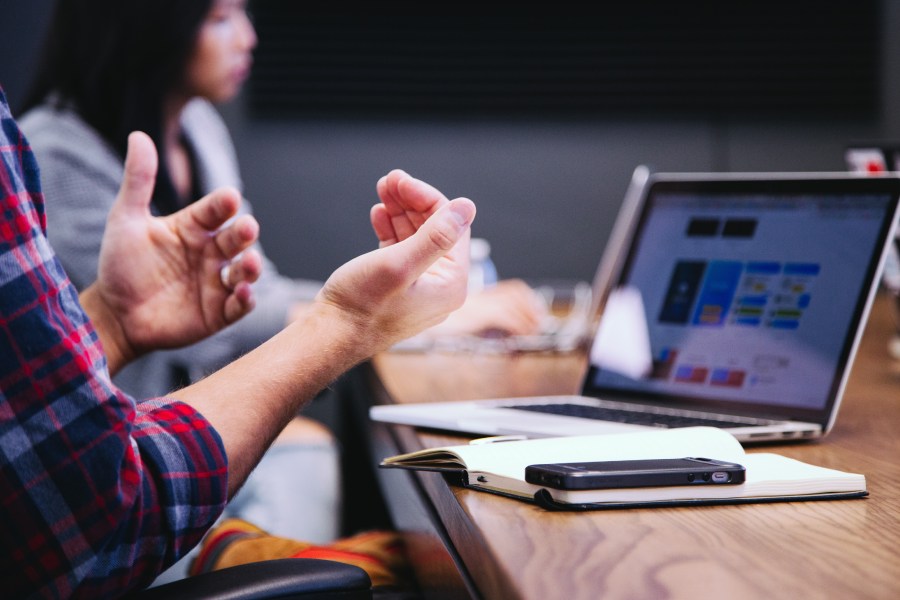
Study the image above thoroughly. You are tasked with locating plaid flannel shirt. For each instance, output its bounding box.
[0,89,228,598]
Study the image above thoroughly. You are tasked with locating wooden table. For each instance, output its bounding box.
[367,293,900,600]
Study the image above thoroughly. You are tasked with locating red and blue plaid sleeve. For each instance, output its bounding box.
[0,90,229,598]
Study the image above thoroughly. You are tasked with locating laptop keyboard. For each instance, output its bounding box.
[507,403,768,429]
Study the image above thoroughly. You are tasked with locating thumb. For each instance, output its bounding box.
[113,131,158,218]
[384,197,476,281]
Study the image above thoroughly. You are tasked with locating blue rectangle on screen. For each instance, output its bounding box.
[735,317,762,326]
[739,295,768,307]
[710,369,729,383]
[659,261,707,324]
[784,263,821,276]
[691,261,743,326]
[746,262,780,274]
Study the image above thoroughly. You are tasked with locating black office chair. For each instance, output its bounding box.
[128,558,372,600]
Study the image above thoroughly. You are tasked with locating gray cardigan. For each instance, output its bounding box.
[20,98,322,398]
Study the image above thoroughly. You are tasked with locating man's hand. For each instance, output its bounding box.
[81,131,263,373]
[315,169,476,351]
[373,171,543,339]
[370,168,448,246]
[173,169,474,492]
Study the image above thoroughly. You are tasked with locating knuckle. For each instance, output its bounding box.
[427,222,457,251]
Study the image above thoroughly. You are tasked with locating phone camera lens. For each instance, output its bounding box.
[687,473,695,482]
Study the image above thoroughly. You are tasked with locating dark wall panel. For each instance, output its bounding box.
[249,2,879,118]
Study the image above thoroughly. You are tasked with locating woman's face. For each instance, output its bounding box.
[183,0,257,103]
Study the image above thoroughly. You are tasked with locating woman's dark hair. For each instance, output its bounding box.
[21,0,214,215]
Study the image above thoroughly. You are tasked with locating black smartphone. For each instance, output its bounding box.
[524,457,746,490]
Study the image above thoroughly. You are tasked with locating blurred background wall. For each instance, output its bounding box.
[3,1,900,284]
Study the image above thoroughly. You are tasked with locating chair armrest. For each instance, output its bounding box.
[128,558,372,600]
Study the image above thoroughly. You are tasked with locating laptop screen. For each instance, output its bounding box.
[583,175,900,424]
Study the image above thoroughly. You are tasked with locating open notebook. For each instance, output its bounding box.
[379,427,867,509]
[371,172,900,443]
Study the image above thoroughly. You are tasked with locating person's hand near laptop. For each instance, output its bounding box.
[428,278,547,337]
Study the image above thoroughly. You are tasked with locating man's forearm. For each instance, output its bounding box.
[170,192,475,497]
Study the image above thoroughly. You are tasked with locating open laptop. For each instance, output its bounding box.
[371,171,900,443]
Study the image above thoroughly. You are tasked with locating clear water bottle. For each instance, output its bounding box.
[468,237,498,294]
